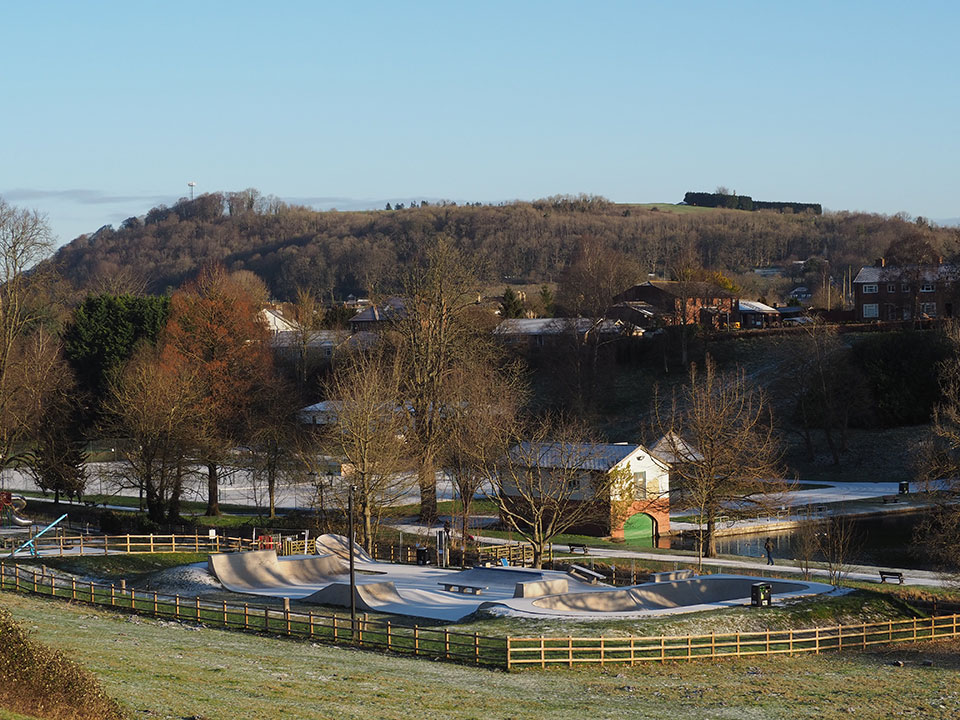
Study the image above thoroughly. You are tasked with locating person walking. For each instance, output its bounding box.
[764,537,775,566]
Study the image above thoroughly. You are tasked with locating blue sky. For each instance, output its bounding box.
[2,1,958,245]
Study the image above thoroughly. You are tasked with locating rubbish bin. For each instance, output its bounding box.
[751,582,771,607]
[899,481,909,495]
[416,546,428,566]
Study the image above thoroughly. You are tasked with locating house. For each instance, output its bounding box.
[786,286,812,303]
[738,300,780,329]
[853,259,959,322]
[613,281,738,329]
[260,307,300,334]
[604,300,659,329]
[492,317,640,353]
[499,442,670,544]
[348,297,407,333]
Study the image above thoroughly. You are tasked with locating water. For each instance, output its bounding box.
[664,511,932,570]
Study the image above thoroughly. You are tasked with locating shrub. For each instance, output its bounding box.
[0,606,125,719]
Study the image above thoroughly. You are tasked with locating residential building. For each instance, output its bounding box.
[853,259,958,322]
[612,281,738,328]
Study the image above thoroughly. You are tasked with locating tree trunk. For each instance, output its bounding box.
[417,459,437,523]
[268,463,276,519]
[205,461,220,516]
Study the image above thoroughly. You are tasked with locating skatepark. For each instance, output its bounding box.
[206,534,836,621]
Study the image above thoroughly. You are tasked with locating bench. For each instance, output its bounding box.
[882,495,900,504]
[567,564,604,585]
[567,543,589,554]
[439,582,488,595]
[879,570,904,584]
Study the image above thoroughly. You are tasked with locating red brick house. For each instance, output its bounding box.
[612,281,738,328]
[853,259,958,322]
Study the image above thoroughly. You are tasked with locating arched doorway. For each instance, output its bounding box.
[623,512,656,546]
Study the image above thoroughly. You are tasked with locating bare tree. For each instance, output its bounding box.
[104,345,204,523]
[0,198,56,466]
[819,514,862,586]
[288,287,326,393]
[655,356,783,566]
[487,417,613,568]
[324,349,411,553]
[393,238,485,523]
[443,360,525,555]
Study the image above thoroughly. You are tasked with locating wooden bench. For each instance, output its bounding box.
[438,582,487,595]
[568,564,604,585]
[882,495,900,504]
[567,543,589,554]
[879,570,904,584]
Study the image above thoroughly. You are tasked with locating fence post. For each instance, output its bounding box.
[71,577,76,600]
[154,592,158,616]
[308,611,313,637]
[88,580,94,602]
[110,584,115,606]
[196,596,201,622]
[386,621,391,652]
[79,535,84,555]
[265,606,269,632]
[815,626,820,654]
[474,632,480,664]
[104,535,109,556]
[245,604,249,630]
[660,635,665,663]
[413,625,419,654]
[445,629,450,659]
[837,625,842,651]
[126,534,131,553]
[175,594,180,620]
[223,600,228,627]
[569,636,574,667]
[506,637,512,671]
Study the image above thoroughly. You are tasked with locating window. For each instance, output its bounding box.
[632,471,648,500]
[921,302,937,317]
[863,303,879,318]
[921,283,935,293]
[887,283,897,293]
[901,283,910,293]
[862,284,878,294]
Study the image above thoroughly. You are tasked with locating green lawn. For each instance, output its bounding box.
[1,590,959,719]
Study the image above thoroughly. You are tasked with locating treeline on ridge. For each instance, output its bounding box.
[50,189,955,301]
[683,191,823,215]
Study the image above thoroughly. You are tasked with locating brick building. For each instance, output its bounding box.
[853,259,958,322]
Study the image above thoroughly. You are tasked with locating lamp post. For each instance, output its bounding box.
[347,483,357,639]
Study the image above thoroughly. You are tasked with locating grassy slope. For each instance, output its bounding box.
[1,591,958,720]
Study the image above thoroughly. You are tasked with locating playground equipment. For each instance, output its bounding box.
[8,514,68,558]
[0,491,33,527]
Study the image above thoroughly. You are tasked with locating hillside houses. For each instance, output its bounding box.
[853,258,959,322]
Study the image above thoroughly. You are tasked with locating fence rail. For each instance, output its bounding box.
[506,614,960,669]
[4,532,254,557]
[0,562,505,667]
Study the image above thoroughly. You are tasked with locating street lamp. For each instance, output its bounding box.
[347,483,357,639]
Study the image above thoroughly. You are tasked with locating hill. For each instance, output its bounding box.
[50,191,958,301]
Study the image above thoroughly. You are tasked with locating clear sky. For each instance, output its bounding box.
[2,1,958,246]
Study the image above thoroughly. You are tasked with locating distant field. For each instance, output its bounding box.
[1,590,959,720]
[625,202,727,215]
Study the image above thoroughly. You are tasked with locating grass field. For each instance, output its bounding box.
[0,590,958,720]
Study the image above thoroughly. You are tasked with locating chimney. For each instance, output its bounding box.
[876,257,885,268]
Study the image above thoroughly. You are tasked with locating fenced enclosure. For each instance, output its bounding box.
[505,615,960,669]
[0,562,506,667]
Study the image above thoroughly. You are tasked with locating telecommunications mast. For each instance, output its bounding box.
[187,181,197,200]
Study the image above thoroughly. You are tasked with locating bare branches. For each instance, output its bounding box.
[655,356,783,564]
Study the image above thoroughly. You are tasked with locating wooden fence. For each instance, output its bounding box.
[506,614,960,669]
[6,532,252,557]
[0,562,505,667]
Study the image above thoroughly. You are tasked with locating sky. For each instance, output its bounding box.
[2,1,958,246]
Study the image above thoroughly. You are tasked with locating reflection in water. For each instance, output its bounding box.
[663,511,931,570]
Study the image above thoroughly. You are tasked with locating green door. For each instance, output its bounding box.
[623,512,654,546]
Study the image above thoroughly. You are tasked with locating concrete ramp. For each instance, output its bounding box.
[531,576,810,613]
[313,534,374,563]
[305,581,405,612]
[208,550,349,593]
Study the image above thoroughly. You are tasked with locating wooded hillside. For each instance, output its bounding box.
[51,190,959,300]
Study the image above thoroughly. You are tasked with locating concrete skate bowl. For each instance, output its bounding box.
[305,581,406,613]
[313,533,374,563]
[208,550,351,593]
[530,575,819,615]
